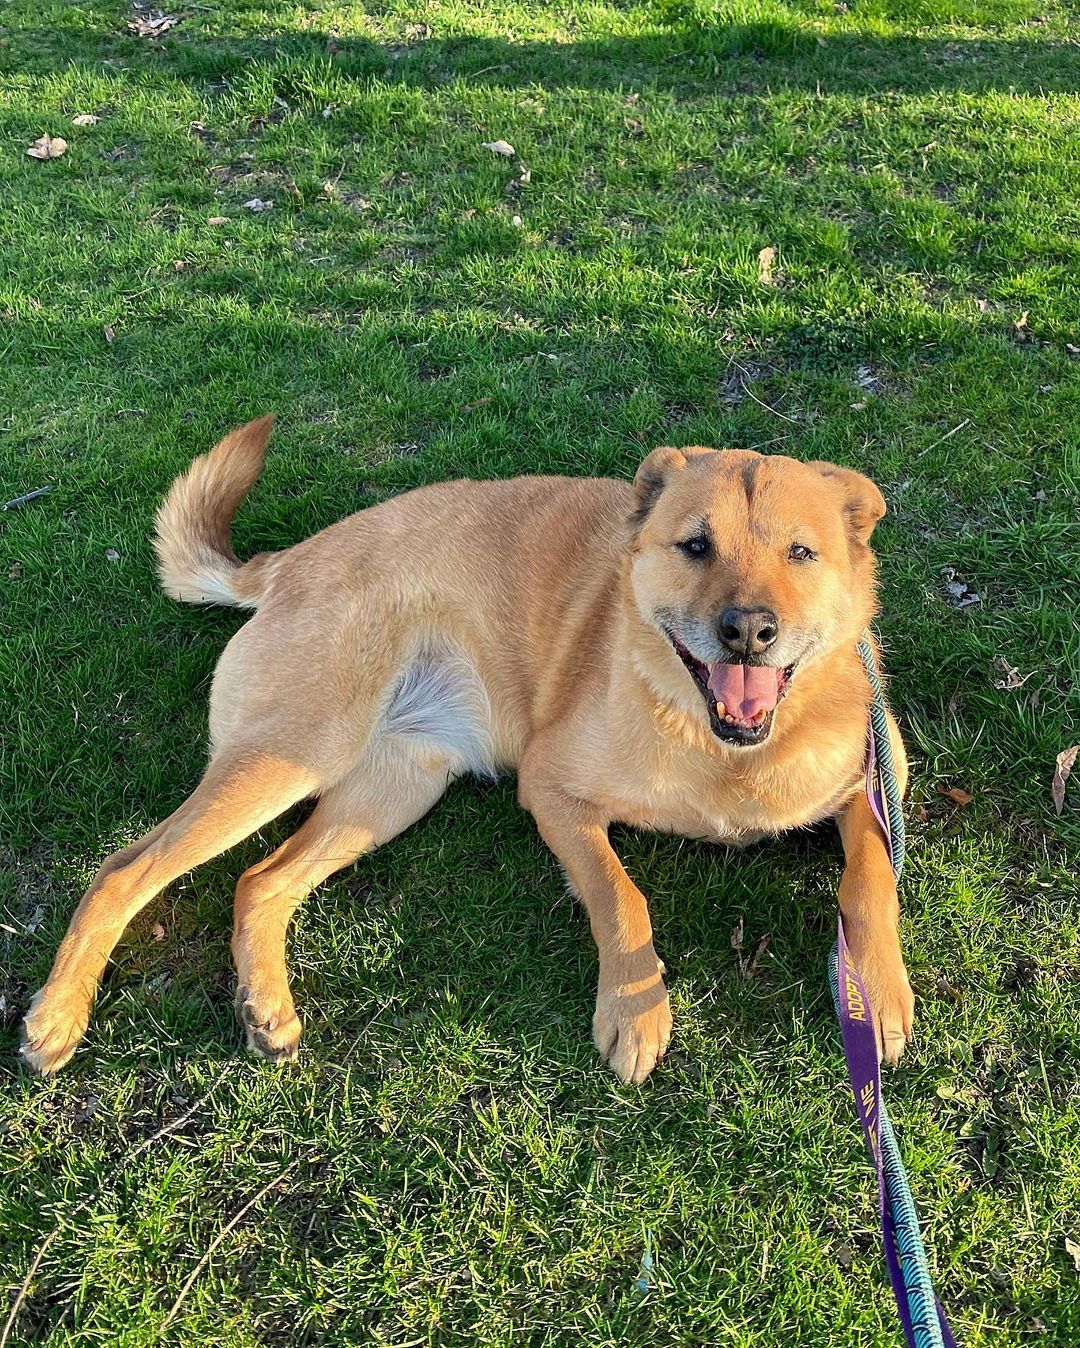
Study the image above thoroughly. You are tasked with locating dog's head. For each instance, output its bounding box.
[628,446,885,748]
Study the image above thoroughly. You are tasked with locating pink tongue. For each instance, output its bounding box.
[706,664,781,722]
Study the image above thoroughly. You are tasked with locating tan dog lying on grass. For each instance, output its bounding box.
[22,417,914,1081]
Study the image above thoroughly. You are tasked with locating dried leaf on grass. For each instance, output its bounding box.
[936,784,974,806]
[993,658,1034,691]
[1052,746,1078,816]
[940,566,981,609]
[744,933,771,977]
[482,139,515,157]
[730,918,770,977]
[72,114,99,126]
[1065,1237,1080,1273]
[242,197,273,212]
[758,245,777,285]
[27,134,67,160]
[127,13,180,38]
[207,215,229,225]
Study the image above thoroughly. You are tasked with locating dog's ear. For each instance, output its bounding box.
[632,446,714,528]
[809,462,886,545]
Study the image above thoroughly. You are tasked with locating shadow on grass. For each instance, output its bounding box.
[10,13,1080,96]
[1,749,847,1081]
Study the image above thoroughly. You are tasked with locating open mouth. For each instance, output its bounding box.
[667,633,795,746]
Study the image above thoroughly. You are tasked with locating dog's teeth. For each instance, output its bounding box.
[753,709,767,724]
[724,714,735,724]
[715,701,726,716]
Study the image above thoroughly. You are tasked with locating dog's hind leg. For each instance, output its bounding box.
[21,750,321,1075]
[21,577,416,1076]
[231,747,453,1062]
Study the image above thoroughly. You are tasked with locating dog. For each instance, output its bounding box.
[21,417,914,1081]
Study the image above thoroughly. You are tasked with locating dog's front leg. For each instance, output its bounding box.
[519,776,671,1084]
[836,757,915,1064]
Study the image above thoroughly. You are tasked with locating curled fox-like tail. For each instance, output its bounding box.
[154,414,276,609]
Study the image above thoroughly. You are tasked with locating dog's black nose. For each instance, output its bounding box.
[719,607,779,657]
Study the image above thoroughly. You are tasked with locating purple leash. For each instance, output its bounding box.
[828,639,958,1347]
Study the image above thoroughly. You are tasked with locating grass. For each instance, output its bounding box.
[1,0,1079,1342]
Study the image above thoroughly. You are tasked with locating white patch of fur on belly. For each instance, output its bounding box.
[382,652,496,779]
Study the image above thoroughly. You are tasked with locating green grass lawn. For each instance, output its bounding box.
[2,0,1079,1342]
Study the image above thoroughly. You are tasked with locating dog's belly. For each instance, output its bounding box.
[645,805,769,846]
[608,796,776,845]
[381,651,498,779]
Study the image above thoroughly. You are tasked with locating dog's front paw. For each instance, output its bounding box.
[857,953,915,1066]
[593,953,671,1085]
[20,986,90,1075]
[235,984,302,1063]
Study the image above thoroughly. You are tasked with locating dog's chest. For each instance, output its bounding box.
[592,734,865,843]
[614,787,809,845]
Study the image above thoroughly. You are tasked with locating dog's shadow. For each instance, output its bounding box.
[64,774,842,1093]
[2,768,848,1106]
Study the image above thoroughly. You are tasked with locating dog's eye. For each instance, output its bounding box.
[788,543,816,562]
[678,535,711,559]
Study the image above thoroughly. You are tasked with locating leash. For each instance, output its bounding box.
[828,637,958,1348]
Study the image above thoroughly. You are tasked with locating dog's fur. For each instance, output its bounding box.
[22,418,914,1080]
